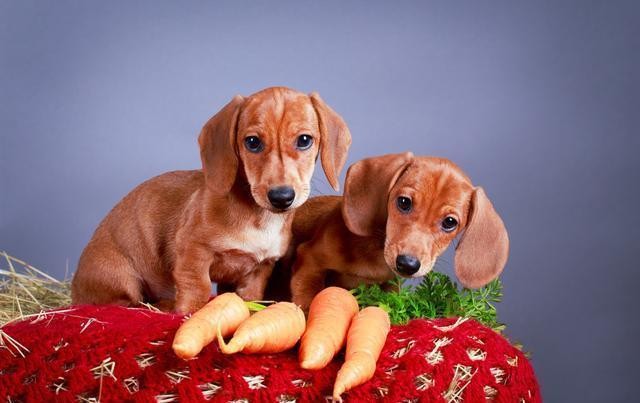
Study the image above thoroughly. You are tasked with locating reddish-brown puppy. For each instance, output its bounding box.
[71,87,351,313]
[287,153,509,310]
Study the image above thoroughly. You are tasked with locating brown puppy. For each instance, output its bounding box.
[71,87,351,313]
[286,153,509,310]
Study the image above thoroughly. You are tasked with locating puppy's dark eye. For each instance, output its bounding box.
[244,136,264,153]
[441,216,458,232]
[396,196,412,213]
[296,134,313,150]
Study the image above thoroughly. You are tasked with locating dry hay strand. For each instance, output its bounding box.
[0,251,72,326]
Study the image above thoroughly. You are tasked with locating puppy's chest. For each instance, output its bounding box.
[216,214,288,263]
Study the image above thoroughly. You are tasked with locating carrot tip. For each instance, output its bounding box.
[300,357,329,370]
[216,321,241,354]
[172,343,194,359]
[172,343,186,353]
[216,323,228,352]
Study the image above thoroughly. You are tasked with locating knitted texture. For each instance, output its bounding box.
[0,305,540,402]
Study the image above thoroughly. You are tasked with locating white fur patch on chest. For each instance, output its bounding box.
[217,213,287,262]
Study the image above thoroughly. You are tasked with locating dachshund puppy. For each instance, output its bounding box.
[71,87,351,313]
[286,153,509,310]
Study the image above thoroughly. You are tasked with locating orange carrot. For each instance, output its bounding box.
[217,301,306,354]
[332,306,391,402]
[299,287,359,369]
[172,293,250,360]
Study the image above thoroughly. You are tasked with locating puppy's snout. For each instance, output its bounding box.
[267,186,295,210]
[396,254,421,276]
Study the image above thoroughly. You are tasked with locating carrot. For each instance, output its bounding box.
[299,287,359,369]
[332,306,391,402]
[217,301,306,354]
[172,292,250,360]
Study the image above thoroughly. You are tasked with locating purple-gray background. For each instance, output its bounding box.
[1,1,638,400]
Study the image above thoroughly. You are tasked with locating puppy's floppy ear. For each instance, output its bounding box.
[310,92,352,191]
[198,95,245,195]
[342,152,414,237]
[455,187,509,288]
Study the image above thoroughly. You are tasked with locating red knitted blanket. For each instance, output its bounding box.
[0,305,539,402]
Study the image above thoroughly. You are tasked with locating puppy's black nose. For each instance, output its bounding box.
[268,186,295,209]
[396,254,421,276]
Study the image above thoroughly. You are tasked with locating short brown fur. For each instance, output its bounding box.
[284,153,509,310]
[71,87,351,313]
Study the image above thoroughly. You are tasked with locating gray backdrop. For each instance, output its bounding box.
[1,1,638,401]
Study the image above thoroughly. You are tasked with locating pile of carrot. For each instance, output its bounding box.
[171,288,391,402]
[299,287,390,402]
[172,294,306,358]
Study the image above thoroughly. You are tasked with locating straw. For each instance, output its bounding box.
[0,251,72,326]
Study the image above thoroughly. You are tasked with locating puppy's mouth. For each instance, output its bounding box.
[388,267,420,279]
[253,198,292,213]
[268,205,294,213]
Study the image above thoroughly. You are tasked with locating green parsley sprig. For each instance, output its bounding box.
[351,271,504,331]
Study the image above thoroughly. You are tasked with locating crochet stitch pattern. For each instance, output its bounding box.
[0,305,539,402]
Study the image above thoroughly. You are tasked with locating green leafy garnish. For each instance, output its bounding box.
[351,271,504,331]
